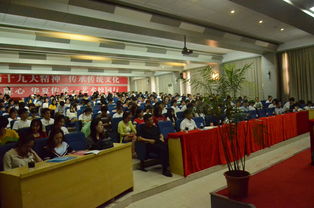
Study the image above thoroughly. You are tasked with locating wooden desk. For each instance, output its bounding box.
[309,109,314,119]
[0,143,133,208]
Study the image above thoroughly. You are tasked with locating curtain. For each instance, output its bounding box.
[280,46,314,101]
[224,57,263,99]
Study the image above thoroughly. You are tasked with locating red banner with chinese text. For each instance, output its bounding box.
[0,74,128,97]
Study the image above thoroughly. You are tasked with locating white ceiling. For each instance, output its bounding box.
[119,0,312,43]
[0,0,312,77]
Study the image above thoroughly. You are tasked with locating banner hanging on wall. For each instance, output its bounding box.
[0,74,128,97]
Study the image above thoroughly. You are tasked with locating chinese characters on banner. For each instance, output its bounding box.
[0,74,128,97]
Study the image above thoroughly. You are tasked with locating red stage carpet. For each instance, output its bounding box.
[218,149,314,208]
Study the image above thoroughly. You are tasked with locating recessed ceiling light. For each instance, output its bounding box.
[280,28,285,31]
[310,7,314,12]
[230,10,235,14]
[258,20,263,24]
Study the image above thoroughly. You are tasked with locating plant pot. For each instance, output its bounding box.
[224,170,250,198]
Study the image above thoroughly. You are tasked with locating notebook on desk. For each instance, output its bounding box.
[47,156,76,163]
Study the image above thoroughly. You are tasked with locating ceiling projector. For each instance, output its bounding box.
[182,35,193,55]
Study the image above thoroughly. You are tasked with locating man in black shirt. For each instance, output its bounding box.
[137,114,172,177]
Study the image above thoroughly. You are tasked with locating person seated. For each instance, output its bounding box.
[112,105,124,118]
[266,95,273,104]
[3,135,42,170]
[66,104,78,122]
[96,105,112,131]
[143,105,153,115]
[86,118,113,150]
[12,108,31,130]
[7,107,19,128]
[48,99,57,113]
[152,105,166,125]
[118,112,137,143]
[283,97,295,112]
[165,108,177,125]
[253,97,263,109]
[180,110,197,131]
[42,98,49,109]
[268,99,276,108]
[78,107,92,126]
[275,100,284,115]
[40,108,55,130]
[170,100,180,114]
[248,100,256,111]
[28,107,40,120]
[0,116,19,145]
[180,100,187,112]
[239,100,250,112]
[133,109,144,125]
[43,129,73,159]
[53,115,69,135]
[29,119,47,139]
[55,101,65,116]
[137,114,172,177]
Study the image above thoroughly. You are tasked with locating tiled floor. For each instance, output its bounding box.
[108,133,310,208]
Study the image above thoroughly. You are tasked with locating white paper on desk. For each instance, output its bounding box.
[203,126,217,130]
[84,150,101,155]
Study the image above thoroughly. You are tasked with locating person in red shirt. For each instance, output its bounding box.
[133,109,144,125]
[152,103,166,125]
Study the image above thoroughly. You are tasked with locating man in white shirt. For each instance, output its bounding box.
[171,100,180,114]
[112,105,124,118]
[180,110,197,131]
[12,108,31,130]
[41,108,55,131]
[268,100,276,108]
[265,95,273,104]
[283,97,295,112]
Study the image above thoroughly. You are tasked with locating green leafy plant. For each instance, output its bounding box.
[187,63,266,172]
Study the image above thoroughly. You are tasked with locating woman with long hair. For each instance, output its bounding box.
[43,129,73,159]
[86,118,113,150]
[30,119,47,139]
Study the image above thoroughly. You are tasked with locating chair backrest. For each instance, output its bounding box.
[0,142,16,171]
[193,117,205,128]
[33,137,49,159]
[64,132,87,151]
[17,127,31,137]
[263,103,270,108]
[93,105,101,112]
[247,110,257,120]
[257,109,267,118]
[176,111,184,120]
[175,119,183,131]
[205,115,219,126]
[110,117,123,143]
[266,107,275,116]
[108,104,116,111]
[158,121,176,138]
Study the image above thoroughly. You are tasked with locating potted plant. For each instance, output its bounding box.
[186,63,265,198]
